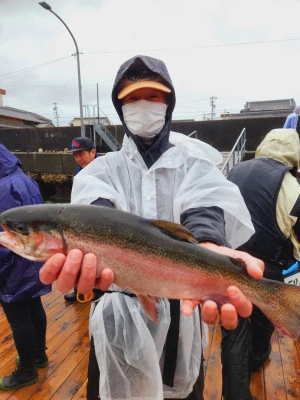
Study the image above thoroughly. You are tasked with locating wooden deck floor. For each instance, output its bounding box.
[0,283,299,399]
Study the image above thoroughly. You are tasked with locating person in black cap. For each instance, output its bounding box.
[68,137,97,174]
[64,137,98,302]
[39,55,263,400]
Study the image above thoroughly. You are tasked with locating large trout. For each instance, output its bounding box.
[0,204,299,338]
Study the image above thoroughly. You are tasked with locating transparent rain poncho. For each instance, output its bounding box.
[72,132,254,400]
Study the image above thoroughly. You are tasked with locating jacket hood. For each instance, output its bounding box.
[111,55,176,167]
[255,129,300,170]
[0,143,22,178]
[293,106,300,113]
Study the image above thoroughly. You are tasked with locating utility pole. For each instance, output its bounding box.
[210,96,217,120]
[53,102,59,126]
[39,2,85,136]
[97,83,100,124]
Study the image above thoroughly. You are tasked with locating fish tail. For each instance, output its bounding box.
[253,281,300,339]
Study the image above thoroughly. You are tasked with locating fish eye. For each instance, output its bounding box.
[12,223,29,235]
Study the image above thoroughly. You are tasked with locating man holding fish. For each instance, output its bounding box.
[37,55,265,400]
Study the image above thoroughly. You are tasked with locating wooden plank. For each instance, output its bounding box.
[204,322,222,400]
[278,332,300,400]
[9,311,90,399]
[250,369,265,400]
[50,353,89,399]
[261,330,286,400]
[42,287,63,307]
[27,327,90,399]
[71,379,88,400]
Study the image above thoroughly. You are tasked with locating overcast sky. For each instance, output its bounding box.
[1,0,300,126]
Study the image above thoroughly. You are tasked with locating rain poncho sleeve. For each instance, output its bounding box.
[71,132,254,400]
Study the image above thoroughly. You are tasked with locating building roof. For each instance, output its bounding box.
[0,106,52,124]
[70,116,110,126]
[242,99,295,112]
[221,98,296,119]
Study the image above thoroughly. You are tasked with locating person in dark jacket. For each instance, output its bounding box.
[0,143,52,391]
[222,128,300,400]
[39,55,264,400]
[64,136,98,302]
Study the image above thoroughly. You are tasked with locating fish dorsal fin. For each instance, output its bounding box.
[150,220,198,244]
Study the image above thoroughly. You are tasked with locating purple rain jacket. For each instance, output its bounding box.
[0,143,51,302]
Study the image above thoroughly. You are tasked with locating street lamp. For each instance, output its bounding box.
[38,1,85,137]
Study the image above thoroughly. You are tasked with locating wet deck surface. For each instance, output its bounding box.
[0,283,299,399]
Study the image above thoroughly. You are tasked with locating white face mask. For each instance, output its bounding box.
[122,100,167,138]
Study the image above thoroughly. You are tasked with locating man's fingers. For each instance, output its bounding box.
[77,253,97,294]
[95,268,114,291]
[181,299,200,316]
[245,258,264,279]
[220,303,238,330]
[39,253,66,284]
[199,242,264,279]
[201,300,218,325]
[40,250,114,295]
[55,249,83,292]
[227,286,253,318]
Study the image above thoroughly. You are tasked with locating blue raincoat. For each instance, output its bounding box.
[0,143,51,303]
[283,106,300,129]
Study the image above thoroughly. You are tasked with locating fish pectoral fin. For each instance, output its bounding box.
[136,294,158,323]
[150,220,198,243]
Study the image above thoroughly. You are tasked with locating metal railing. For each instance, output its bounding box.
[221,128,246,176]
[94,124,121,151]
[188,130,200,139]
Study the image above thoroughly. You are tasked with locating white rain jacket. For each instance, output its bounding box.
[71,54,254,400]
[71,131,254,400]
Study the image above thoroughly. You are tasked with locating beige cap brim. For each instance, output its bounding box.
[118,81,171,100]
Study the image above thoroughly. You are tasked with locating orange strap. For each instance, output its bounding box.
[76,291,95,303]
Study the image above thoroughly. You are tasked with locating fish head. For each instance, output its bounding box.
[0,205,66,261]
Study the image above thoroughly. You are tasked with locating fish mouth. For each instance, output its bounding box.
[0,226,64,262]
[0,228,26,253]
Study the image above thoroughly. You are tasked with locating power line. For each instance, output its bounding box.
[0,84,65,88]
[1,35,299,82]
[0,55,73,80]
[85,37,300,55]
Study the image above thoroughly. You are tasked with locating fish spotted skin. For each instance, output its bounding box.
[0,203,299,338]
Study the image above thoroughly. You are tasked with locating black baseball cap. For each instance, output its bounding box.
[69,137,95,153]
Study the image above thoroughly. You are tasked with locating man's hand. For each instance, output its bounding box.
[39,243,264,331]
[181,242,264,330]
[39,249,114,294]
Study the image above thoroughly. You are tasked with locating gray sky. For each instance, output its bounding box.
[1,0,300,126]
